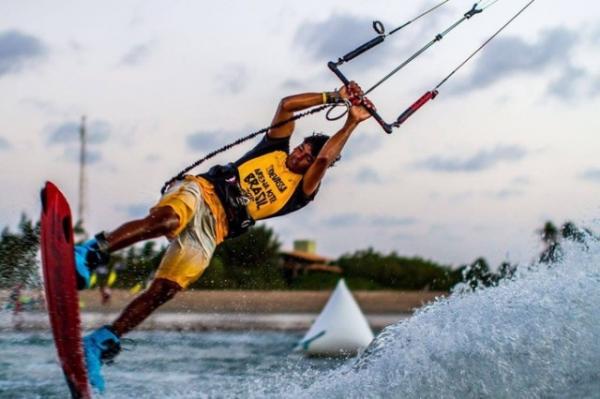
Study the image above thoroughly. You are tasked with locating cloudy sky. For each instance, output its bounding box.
[1,0,599,268]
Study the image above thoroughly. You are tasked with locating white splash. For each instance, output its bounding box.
[294,236,600,398]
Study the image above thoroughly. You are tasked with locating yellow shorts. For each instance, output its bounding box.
[152,176,228,289]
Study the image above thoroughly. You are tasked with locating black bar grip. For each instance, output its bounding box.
[342,36,385,63]
[327,62,393,133]
[394,90,438,127]
[327,61,350,85]
[368,108,393,133]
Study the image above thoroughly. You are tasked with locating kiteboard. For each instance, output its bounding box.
[40,181,91,399]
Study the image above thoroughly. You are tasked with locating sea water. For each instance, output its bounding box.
[2,236,600,398]
[0,330,342,398]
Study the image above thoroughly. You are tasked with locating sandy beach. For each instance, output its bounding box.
[78,289,445,313]
[1,289,446,331]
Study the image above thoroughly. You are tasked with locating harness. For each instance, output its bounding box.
[200,163,255,238]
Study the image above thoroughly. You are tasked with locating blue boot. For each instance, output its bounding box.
[74,233,110,290]
[83,326,121,393]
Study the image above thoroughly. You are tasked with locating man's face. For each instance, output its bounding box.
[287,142,315,174]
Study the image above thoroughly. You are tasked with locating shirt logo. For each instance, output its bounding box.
[237,151,302,220]
[243,169,276,210]
[267,166,288,193]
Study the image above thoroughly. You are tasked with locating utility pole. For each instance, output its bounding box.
[75,115,88,239]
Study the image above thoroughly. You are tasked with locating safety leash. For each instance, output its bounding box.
[160,104,330,194]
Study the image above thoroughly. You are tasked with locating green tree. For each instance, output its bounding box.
[496,261,517,281]
[112,241,164,288]
[539,221,561,263]
[538,220,596,264]
[561,221,591,243]
[459,257,494,290]
[0,214,41,289]
[204,224,285,289]
[189,256,231,289]
[335,248,459,291]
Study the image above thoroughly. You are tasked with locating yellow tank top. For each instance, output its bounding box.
[238,151,303,220]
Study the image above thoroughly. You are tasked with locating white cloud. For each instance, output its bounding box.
[215,64,249,95]
[415,145,528,173]
[450,27,579,97]
[119,42,155,66]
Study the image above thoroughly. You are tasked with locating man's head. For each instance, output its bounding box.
[286,133,340,174]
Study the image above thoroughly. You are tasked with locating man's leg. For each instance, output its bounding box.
[106,199,218,337]
[79,207,181,393]
[83,178,216,392]
[111,278,181,337]
[105,206,180,252]
[75,206,180,289]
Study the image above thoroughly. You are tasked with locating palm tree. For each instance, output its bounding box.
[538,221,561,264]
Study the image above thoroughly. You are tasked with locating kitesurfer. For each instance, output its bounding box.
[73,81,373,392]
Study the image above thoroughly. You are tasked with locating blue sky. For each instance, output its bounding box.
[1,0,599,268]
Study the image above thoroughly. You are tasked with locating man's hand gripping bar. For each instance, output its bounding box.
[327,61,393,134]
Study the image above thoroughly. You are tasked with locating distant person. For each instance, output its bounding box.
[73,82,373,392]
[93,263,121,305]
[7,283,24,315]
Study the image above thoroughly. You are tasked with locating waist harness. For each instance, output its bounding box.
[200,163,255,238]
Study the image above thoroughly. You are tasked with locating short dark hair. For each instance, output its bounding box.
[303,132,341,166]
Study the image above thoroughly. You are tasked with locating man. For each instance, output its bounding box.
[74,82,373,392]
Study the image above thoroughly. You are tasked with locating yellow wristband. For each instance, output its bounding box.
[322,92,327,104]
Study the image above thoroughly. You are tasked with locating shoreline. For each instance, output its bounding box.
[1,289,444,331]
[1,312,409,332]
[78,289,446,313]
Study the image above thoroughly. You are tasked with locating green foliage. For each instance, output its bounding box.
[344,277,386,290]
[216,224,281,268]
[190,256,231,289]
[0,214,41,289]
[497,261,517,281]
[200,224,286,290]
[538,220,596,264]
[290,274,385,291]
[110,241,165,288]
[457,257,494,290]
[335,248,460,291]
[10,215,592,293]
[289,272,341,290]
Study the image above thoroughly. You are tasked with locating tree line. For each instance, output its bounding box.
[0,214,595,291]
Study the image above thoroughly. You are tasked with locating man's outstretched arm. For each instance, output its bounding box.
[302,83,373,196]
[268,91,340,139]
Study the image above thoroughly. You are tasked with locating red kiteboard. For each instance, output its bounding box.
[40,181,91,399]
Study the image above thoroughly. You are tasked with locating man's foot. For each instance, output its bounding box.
[74,234,110,290]
[83,326,121,393]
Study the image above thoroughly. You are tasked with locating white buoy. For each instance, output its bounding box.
[297,279,374,356]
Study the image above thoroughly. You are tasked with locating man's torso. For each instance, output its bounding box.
[200,135,316,237]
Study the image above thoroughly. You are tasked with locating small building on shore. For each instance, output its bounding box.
[280,240,341,284]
